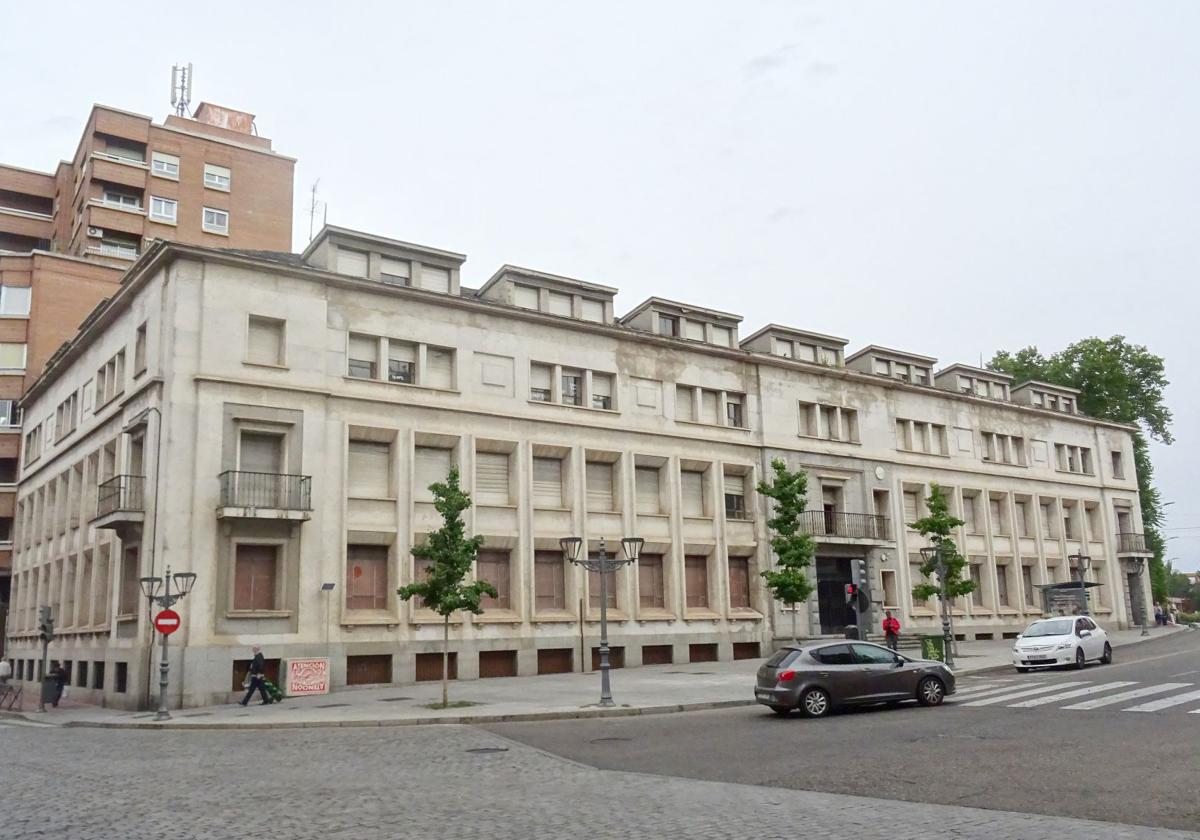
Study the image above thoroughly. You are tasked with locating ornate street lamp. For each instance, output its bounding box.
[140,565,197,721]
[1069,553,1092,616]
[919,544,955,669]
[561,535,643,706]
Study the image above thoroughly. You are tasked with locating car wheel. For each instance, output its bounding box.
[770,705,792,716]
[1016,666,1030,673]
[1074,648,1086,670]
[800,688,831,718]
[1101,643,1112,665]
[917,676,945,707]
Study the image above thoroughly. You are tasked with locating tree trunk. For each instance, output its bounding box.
[441,614,450,708]
[790,603,798,643]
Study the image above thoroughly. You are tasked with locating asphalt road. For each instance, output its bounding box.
[486,630,1200,832]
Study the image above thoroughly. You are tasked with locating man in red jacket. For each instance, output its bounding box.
[882,610,901,651]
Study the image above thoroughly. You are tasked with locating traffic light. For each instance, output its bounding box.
[37,605,54,642]
[844,583,859,604]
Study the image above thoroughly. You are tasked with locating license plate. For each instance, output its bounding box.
[755,691,772,700]
[1028,657,1051,663]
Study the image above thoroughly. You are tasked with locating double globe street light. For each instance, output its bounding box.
[559,535,643,707]
[138,566,197,721]
[919,544,955,669]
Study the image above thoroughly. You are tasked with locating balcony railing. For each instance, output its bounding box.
[86,243,139,260]
[96,474,145,518]
[1117,531,1149,554]
[801,510,892,541]
[219,470,312,511]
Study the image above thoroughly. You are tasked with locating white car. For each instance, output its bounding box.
[1011,616,1112,672]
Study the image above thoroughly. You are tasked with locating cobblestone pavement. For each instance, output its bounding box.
[1,721,1195,840]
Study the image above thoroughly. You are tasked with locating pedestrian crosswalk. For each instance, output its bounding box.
[949,678,1200,715]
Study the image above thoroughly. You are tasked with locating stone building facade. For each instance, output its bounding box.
[3,227,1154,708]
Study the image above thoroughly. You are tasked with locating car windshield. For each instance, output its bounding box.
[1023,619,1075,637]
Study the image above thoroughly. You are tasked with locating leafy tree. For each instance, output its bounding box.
[757,458,817,642]
[396,467,496,708]
[910,484,975,613]
[989,337,1173,601]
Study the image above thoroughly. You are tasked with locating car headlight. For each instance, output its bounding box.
[1055,642,1072,650]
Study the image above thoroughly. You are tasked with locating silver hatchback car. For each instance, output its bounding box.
[755,641,956,717]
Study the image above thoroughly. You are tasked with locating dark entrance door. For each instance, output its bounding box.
[816,557,854,634]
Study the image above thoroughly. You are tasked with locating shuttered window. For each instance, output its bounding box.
[415,447,452,500]
[387,341,416,384]
[1040,502,1054,536]
[699,390,719,424]
[412,557,434,609]
[548,291,572,316]
[348,334,378,379]
[475,452,510,505]
[1015,502,1030,537]
[514,284,539,310]
[711,325,732,347]
[348,441,390,498]
[530,363,553,401]
[586,462,615,511]
[533,457,564,508]
[685,556,709,608]
[635,467,661,514]
[346,545,388,610]
[638,554,664,608]
[424,347,454,389]
[728,557,751,608]
[588,566,618,609]
[380,257,410,285]
[963,495,979,533]
[903,490,919,523]
[233,544,278,611]
[336,249,369,277]
[683,319,705,341]
[675,385,695,422]
[580,298,604,322]
[534,550,566,611]
[246,316,283,366]
[421,266,450,293]
[591,372,613,410]
[681,470,705,517]
[476,550,511,610]
[723,473,746,520]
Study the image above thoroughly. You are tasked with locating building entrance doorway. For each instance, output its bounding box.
[816,557,854,634]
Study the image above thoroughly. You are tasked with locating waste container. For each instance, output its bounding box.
[843,625,860,640]
[920,635,946,662]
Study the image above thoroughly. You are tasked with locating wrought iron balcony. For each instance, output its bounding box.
[800,510,892,542]
[1116,531,1151,555]
[217,470,312,520]
[93,474,145,533]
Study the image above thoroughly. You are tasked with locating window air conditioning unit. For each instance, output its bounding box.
[87,227,103,238]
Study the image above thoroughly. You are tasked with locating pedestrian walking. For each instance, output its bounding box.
[239,645,272,706]
[882,610,901,651]
[0,658,11,688]
[1154,604,1164,627]
[48,661,67,707]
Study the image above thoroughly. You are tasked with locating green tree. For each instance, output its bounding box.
[988,336,1173,601]
[396,467,496,708]
[910,483,975,610]
[757,458,817,642]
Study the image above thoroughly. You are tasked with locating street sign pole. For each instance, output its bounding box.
[36,606,52,713]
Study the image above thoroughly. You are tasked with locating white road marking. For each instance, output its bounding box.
[962,682,1089,707]
[950,682,1009,696]
[1122,688,1200,712]
[1168,669,1200,678]
[1061,682,1191,710]
[949,683,1044,702]
[1007,682,1138,708]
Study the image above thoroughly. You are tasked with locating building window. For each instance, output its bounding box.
[514,284,539,310]
[424,347,455,389]
[149,196,177,223]
[969,564,984,607]
[202,207,229,235]
[676,385,695,422]
[580,298,605,323]
[1111,450,1124,479]
[151,152,179,179]
[0,286,31,317]
[203,163,232,191]
[699,389,720,424]
[0,400,23,428]
[118,547,140,616]
[534,550,566,611]
[724,472,747,520]
[586,460,616,511]
[95,350,125,406]
[990,496,1007,535]
[336,248,369,277]
[530,363,552,402]
[346,545,389,610]
[421,266,451,293]
[681,469,706,517]
[711,325,732,347]
[881,568,899,608]
[725,394,745,428]
[561,368,583,406]
[414,446,452,500]
[0,343,27,370]
[474,451,511,506]
[728,557,751,608]
[683,319,705,341]
[685,556,709,608]
[996,565,1010,607]
[1015,500,1031,537]
[380,256,410,286]
[476,550,511,610]
[638,554,665,609]
[1040,501,1055,538]
[588,564,618,610]
[0,458,16,484]
[387,341,416,384]
[22,424,41,465]
[532,456,564,508]
[246,316,284,366]
[347,334,378,379]
[591,372,614,410]
[54,394,77,441]
[798,401,858,442]
[348,440,391,498]
[0,516,12,543]
[635,466,661,514]
[962,494,980,534]
[101,188,141,210]
[658,314,679,337]
[1054,444,1093,475]
[547,291,572,317]
[133,322,148,374]
[233,544,279,611]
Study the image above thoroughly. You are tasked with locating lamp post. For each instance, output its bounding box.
[560,535,643,707]
[138,566,197,721]
[1131,557,1151,636]
[919,544,955,669]
[1069,553,1091,616]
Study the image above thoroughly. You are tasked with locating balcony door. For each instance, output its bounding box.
[238,431,285,508]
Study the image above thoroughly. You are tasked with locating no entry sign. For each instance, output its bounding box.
[153,609,181,635]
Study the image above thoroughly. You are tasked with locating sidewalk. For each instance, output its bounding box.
[6,625,1187,731]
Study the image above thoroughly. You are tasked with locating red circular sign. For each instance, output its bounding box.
[153,609,181,636]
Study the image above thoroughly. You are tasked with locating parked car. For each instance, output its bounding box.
[1011,615,1111,672]
[754,641,956,718]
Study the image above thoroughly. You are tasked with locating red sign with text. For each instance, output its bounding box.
[153,609,181,635]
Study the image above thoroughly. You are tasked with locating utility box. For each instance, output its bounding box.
[921,635,946,662]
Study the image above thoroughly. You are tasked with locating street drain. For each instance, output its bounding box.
[465,747,509,754]
[589,737,632,743]
[378,697,413,702]
[315,703,350,709]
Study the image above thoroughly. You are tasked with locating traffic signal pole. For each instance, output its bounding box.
[36,606,53,713]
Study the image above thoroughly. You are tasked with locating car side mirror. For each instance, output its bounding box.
[893,657,905,667]
[1079,630,1091,638]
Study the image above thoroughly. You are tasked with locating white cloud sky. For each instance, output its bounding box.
[4,0,1196,569]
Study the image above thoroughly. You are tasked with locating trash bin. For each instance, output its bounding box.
[921,635,946,662]
[843,625,860,640]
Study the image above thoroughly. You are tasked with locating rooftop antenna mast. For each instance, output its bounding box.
[307,179,323,243]
[170,63,193,117]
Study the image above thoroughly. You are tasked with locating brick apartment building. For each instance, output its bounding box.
[0,100,295,649]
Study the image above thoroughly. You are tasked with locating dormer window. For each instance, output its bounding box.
[548,291,572,317]
[875,358,891,376]
[514,284,539,310]
[683,319,705,341]
[380,257,410,286]
[711,325,733,348]
[658,314,679,337]
[913,366,929,385]
[580,298,604,323]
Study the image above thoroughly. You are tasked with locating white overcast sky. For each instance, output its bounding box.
[4,1,1197,570]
